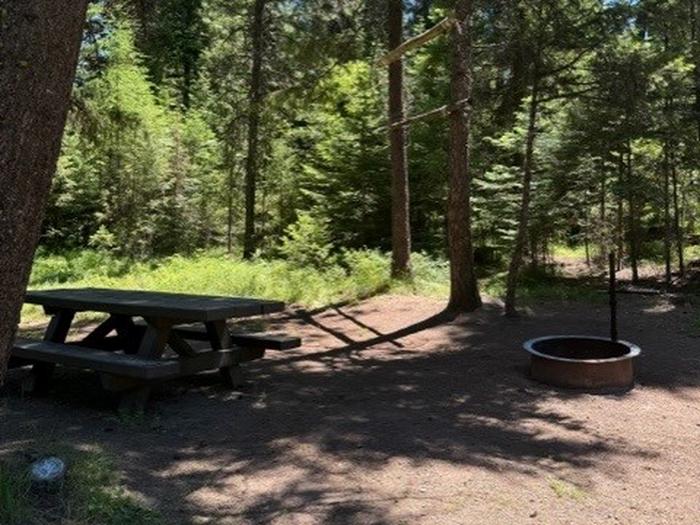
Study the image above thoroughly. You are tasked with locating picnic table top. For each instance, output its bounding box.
[25,288,285,322]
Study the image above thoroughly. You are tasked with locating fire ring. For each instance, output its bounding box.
[523,335,641,390]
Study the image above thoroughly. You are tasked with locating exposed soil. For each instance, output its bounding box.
[2,292,700,524]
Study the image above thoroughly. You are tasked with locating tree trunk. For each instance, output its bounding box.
[243,0,267,259]
[616,151,624,271]
[446,0,481,312]
[691,0,700,140]
[227,162,235,254]
[504,64,540,317]
[663,143,672,286]
[388,0,412,278]
[599,156,607,259]
[584,201,591,267]
[0,0,88,382]
[626,143,639,283]
[671,155,684,276]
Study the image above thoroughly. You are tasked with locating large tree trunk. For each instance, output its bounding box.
[388,0,412,278]
[243,0,267,259]
[504,65,540,317]
[0,0,88,382]
[446,0,481,312]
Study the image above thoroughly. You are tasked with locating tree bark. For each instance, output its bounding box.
[504,63,540,317]
[388,0,412,278]
[243,0,267,259]
[446,0,481,312]
[616,152,624,271]
[227,163,235,254]
[584,201,590,268]
[691,0,700,140]
[0,0,88,382]
[599,156,607,260]
[663,143,672,286]
[671,155,684,276]
[626,142,639,283]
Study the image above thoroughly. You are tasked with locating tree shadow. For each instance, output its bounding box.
[2,293,695,523]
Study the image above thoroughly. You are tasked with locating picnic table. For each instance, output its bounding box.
[10,288,300,412]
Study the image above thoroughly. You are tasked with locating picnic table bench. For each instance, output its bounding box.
[10,288,300,412]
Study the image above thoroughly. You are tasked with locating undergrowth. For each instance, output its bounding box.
[23,249,604,324]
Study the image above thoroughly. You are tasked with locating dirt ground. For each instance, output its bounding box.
[2,292,700,524]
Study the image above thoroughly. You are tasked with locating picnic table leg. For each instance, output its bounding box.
[205,320,244,388]
[117,318,172,414]
[32,309,75,394]
[80,314,140,353]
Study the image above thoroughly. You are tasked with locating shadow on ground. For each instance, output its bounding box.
[1,293,697,523]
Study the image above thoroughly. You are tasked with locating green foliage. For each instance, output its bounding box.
[288,61,391,250]
[22,249,609,327]
[483,265,603,303]
[30,250,132,285]
[39,0,700,293]
[24,250,396,319]
[47,8,222,258]
[279,212,334,268]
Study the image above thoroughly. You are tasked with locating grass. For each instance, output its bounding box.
[0,463,31,524]
[23,249,396,323]
[0,445,162,525]
[552,244,589,259]
[548,478,587,501]
[22,248,607,324]
[483,265,604,304]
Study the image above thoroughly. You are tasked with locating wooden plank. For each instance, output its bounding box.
[44,309,74,342]
[377,17,455,66]
[25,288,285,322]
[81,315,121,345]
[176,347,264,375]
[172,325,210,341]
[12,339,180,380]
[8,356,31,369]
[175,325,301,350]
[167,330,198,357]
[205,320,231,350]
[230,333,301,350]
[33,308,75,393]
[138,318,172,359]
[74,335,126,352]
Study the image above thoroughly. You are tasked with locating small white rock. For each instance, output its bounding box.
[30,457,66,484]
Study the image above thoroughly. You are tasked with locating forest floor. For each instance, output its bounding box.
[2,287,700,524]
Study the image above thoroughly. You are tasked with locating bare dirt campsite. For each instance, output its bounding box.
[3,280,700,524]
[4,0,700,524]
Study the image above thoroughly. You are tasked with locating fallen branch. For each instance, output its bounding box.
[377,18,455,66]
[377,97,470,131]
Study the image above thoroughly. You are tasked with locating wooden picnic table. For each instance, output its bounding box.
[11,288,299,412]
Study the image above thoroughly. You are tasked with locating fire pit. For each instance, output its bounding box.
[523,335,640,389]
[522,253,641,390]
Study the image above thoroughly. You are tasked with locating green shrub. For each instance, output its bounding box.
[29,250,132,286]
[279,212,335,269]
[341,249,391,298]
